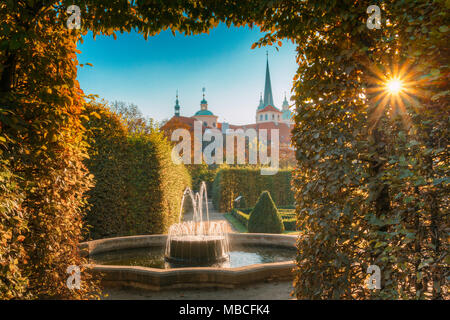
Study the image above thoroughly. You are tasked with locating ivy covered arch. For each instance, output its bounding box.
[1,1,448,299]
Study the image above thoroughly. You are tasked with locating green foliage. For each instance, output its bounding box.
[248,191,284,234]
[236,196,248,209]
[223,213,248,233]
[282,0,449,300]
[1,0,447,301]
[231,207,296,232]
[212,167,294,212]
[110,101,156,134]
[281,217,296,231]
[231,209,250,228]
[0,5,100,298]
[0,160,29,299]
[83,102,191,239]
[187,163,217,194]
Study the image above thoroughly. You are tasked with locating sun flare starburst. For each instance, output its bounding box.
[364,61,427,128]
[386,78,403,94]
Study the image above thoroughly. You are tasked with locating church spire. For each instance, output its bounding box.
[258,92,264,109]
[263,52,275,108]
[282,92,289,110]
[174,90,180,116]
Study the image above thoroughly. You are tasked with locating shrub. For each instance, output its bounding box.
[212,167,294,212]
[231,208,249,227]
[231,207,296,232]
[248,191,284,234]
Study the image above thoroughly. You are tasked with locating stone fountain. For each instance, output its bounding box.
[164,182,230,266]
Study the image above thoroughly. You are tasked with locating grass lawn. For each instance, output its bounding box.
[224,213,247,233]
[224,213,300,235]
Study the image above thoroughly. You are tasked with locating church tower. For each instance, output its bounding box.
[193,87,218,128]
[256,53,282,123]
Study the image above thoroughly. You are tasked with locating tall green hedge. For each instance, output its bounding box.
[212,167,294,212]
[0,161,29,299]
[83,102,190,239]
[0,16,100,298]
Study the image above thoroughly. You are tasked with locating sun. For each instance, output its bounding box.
[386,78,403,94]
[364,61,427,129]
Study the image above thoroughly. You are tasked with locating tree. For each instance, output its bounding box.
[110,100,155,134]
[248,191,284,234]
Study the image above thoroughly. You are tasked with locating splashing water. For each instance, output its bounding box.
[164,182,230,265]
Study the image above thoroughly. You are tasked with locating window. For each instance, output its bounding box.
[265,114,268,120]
[260,115,263,121]
[272,114,274,120]
[203,121,207,127]
[278,115,280,120]
[213,122,216,127]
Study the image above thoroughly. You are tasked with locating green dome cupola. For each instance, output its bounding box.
[194,109,214,116]
[194,87,214,116]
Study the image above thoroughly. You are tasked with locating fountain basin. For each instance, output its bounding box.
[166,235,228,265]
[80,233,297,291]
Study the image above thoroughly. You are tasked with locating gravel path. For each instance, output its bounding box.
[102,281,295,300]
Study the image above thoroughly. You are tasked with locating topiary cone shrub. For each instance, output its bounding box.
[248,191,284,234]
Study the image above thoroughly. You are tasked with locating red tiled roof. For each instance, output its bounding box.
[222,122,292,145]
[256,105,282,113]
[161,116,208,131]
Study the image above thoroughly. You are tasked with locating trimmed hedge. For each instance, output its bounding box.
[83,103,191,239]
[231,207,297,231]
[248,191,284,233]
[282,218,296,231]
[212,167,294,212]
[0,162,28,299]
[231,209,250,227]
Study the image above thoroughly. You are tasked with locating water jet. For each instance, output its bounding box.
[164,182,230,266]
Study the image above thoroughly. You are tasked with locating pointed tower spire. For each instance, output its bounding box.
[201,87,208,110]
[282,92,289,110]
[174,90,180,116]
[263,52,275,108]
[257,92,264,109]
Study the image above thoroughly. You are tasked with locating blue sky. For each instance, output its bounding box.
[76,23,297,125]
